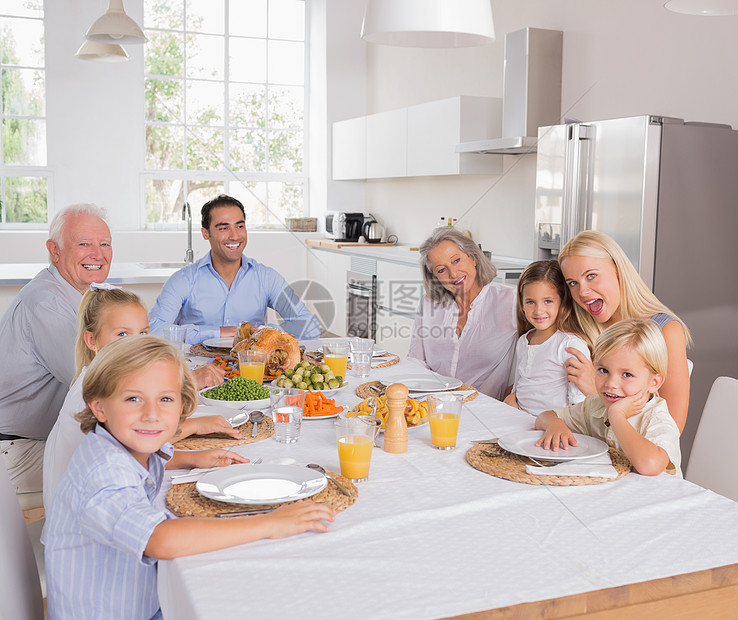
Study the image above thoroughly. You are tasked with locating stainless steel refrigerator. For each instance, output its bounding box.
[534,114,738,467]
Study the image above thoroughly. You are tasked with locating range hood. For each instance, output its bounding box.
[456,27,562,155]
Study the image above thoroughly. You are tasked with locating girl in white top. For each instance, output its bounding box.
[43,284,242,506]
[504,260,590,415]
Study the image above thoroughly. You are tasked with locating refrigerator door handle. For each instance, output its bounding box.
[562,124,593,247]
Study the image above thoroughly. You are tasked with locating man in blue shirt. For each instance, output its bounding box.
[149,195,321,343]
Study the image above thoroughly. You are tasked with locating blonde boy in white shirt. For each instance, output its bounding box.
[535,319,682,477]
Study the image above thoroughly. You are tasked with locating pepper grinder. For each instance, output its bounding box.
[384,383,408,453]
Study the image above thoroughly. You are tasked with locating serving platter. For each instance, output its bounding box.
[270,379,349,398]
[497,430,609,462]
[196,464,327,505]
[198,388,270,410]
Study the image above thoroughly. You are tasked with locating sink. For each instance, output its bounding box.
[137,262,188,269]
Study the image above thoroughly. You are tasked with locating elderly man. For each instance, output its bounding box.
[0,204,111,493]
[149,194,321,342]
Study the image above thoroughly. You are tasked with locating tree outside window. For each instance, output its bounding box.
[143,0,307,229]
[0,0,48,225]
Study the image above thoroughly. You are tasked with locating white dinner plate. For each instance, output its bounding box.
[270,379,349,398]
[377,417,428,433]
[497,430,609,462]
[196,464,327,505]
[378,374,463,392]
[202,337,234,349]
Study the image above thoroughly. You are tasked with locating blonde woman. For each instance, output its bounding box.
[407,228,517,399]
[558,231,691,432]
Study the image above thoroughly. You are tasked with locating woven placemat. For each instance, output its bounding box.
[166,471,357,518]
[189,344,234,359]
[347,352,400,370]
[355,380,479,402]
[465,443,631,486]
[174,417,274,450]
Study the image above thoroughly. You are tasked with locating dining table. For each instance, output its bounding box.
[158,344,738,619]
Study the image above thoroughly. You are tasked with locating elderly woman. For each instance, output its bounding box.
[407,228,517,399]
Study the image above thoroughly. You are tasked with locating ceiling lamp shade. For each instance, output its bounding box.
[85,0,147,45]
[75,40,129,62]
[361,0,495,47]
[664,0,738,14]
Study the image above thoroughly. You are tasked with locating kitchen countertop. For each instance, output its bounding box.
[306,238,531,272]
[0,262,181,287]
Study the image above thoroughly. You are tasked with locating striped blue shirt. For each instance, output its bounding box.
[148,252,322,343]
[42,425,172,620]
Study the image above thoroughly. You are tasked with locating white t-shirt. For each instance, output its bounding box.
[407,283,517,399]
[43,367,87,507]
[555,395,682,477]
[513,330,590,416]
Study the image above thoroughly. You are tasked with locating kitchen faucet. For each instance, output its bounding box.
[182,202,194,264]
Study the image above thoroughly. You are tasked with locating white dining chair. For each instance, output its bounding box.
[0,464,45,620]
[685,376,738,502]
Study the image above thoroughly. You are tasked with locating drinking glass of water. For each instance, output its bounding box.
[269,388,306,444]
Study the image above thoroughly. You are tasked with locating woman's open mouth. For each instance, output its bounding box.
[453,275,466,286]
[585,298,604,315]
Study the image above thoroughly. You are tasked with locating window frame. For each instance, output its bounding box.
[0,7,50,228]
[141,0,311,231]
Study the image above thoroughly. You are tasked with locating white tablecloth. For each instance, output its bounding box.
[159,355,738,619]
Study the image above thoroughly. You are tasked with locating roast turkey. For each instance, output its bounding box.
[231,322,301,377]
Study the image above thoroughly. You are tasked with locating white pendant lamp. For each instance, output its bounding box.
[85,0,147,45]
[75,40,129,62]
[361,0,495,47]
[664,0,738,15]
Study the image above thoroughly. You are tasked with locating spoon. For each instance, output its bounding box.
[250,410,265,437]
[228,411,250,428]
[306,463,354,498]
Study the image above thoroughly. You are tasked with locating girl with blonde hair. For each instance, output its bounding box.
[43,284,237,505]
[558,230,691,432]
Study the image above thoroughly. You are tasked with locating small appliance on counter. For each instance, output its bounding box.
[324,211,364,242]
[362,213,384,243]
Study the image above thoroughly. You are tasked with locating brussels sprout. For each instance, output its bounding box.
[320,364,330,374]
[283,379,294,389]
[311,373,324,383]
[313,382,324,391]
[284,368,295,378]
[335,376,343,385]
[297,381,308,390]
[301,361,312,369]
[328,378,340,389]
[325,371,335,380]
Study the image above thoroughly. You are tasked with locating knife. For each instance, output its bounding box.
[215,507,276,518]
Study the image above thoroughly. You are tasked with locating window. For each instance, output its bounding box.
[143,0,307,228]
[0,0,48,225]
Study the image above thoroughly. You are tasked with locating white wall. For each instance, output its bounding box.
[336,0,738,259]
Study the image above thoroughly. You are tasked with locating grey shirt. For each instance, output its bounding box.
[0,265,81,440]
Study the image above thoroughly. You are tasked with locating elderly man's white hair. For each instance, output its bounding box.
[48,204,109,249]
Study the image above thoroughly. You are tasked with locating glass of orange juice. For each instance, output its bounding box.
[335,415,377,482]
[238,349,267,383]
[428,393,463,450]
[323,342,349,381]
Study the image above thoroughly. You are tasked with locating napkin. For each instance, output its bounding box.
[170,467,218,485]
[525,453,618,478]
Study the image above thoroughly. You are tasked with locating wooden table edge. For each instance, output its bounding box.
[445,562,738,620]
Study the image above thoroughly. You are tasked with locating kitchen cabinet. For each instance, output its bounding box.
[366,108,407,178]
[407,97,503,176]
[332,96,503,180]
[306,249,351,337]
[331,116,366,180]
[375,261,423,357]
